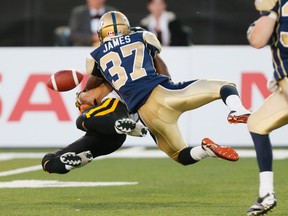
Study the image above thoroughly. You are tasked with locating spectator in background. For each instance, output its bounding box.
[139,0,190,46]
[69,0,116,46]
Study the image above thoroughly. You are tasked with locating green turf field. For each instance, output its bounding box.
[0,148,287,216]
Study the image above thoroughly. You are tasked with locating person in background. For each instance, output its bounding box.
[139,0,189,46]
[69,0,116,46]
[246,0,288,215]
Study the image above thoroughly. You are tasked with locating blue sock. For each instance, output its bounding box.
[220,85,239,104]
[250,132,273,172]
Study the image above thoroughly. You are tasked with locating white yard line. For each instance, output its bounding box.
[0,147,288,178]
[0,153,46,161]
[0,180,138,188]
[0,148,288,161]
[0,165,42,177]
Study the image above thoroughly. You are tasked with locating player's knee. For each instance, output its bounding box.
[219,83,239,105]
[76,114,87,131]
[215,80,236,90]
[220,83,238,98]
[247,112,261,132]
[222,81,236,87]
[41,153,70,174]
[247,114,254,131]
[41,153,55,173]
[247,114,269,135]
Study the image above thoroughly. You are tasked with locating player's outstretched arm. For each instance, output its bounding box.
[85,56,105,90]
[247,15,276,49]
[85,75,104,90]
[247,0,277,49]
[154,54,171,79]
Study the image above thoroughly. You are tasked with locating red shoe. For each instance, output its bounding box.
[201,138,239,161]
[227,110,250,124]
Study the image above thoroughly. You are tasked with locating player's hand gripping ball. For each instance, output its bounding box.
[75,91,92,113]
[47,69,83,92]
[75,91,84,110]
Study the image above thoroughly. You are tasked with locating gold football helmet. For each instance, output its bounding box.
[97,11,130,42]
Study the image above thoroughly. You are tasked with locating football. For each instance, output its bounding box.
[47,69,83,92]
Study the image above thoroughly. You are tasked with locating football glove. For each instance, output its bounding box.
[75,91,86,110]
[79,104,92,113]
[267,76,278,92]
[254,0,277,12]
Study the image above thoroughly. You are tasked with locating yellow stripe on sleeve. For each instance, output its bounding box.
[95,99,119,116]
[85,98,113,118]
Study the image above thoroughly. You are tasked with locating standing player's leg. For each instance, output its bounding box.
[246,79,288,215]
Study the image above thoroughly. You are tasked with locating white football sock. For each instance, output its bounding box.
[259,171,274,197]
[190,146,210,161]
[225,95,248,112]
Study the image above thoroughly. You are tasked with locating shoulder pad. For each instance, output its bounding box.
[143,31,162,53]
[86,55,96,75]
[130,26,146,33]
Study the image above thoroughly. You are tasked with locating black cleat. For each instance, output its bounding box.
[247,193,277,216]
[60,151,93,168]
[115,118,148,137]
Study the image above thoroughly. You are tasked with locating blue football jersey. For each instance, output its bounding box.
[90,31,170,112]
[270,0,288,80]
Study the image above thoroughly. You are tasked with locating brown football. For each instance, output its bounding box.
[47,69,83,92]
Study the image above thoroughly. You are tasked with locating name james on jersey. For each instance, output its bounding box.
[103,35,131,53]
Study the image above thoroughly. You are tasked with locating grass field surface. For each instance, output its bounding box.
[0,147,287,216]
